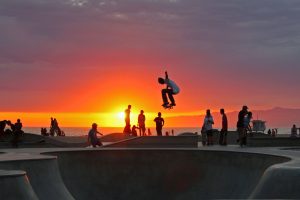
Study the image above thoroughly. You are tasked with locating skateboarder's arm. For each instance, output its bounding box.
[247,124,252,132]
[165,71,169,79]
[96,131,103,136]
[164,71,170,89]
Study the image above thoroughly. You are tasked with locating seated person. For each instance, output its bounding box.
[88,123,103,147]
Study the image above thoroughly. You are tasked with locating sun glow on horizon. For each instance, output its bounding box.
[0,108,233,128]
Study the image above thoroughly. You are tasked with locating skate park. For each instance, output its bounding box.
[1,134,300,200]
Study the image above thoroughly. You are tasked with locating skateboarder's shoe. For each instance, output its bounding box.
[170,103,176,107]
[162,103,169,107]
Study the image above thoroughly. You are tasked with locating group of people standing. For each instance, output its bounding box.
[201,109,228,146]
[201,105,253,147]
[267,128,278,137]
[123,105,165,137]
[123,105,148,136]
[41,118,65,136]
[50,118,64,136]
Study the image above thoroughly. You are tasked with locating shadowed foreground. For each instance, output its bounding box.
[47,149,289,200]
[2,147,300,199]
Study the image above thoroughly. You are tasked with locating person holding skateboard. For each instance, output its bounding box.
[158,71,180,109]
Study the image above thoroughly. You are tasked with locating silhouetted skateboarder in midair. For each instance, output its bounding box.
[158,71,180,109]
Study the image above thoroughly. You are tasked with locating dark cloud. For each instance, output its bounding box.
[1,0,299,65]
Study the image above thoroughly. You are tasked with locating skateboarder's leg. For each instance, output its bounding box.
[162,89,169,105]
[167,89,176,105]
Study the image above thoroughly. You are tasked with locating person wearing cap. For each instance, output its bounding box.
[88,123,103,147]
[154,112,164,136]
[237,105,249,147]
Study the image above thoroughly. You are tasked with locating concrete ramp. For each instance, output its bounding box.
[0,156,74,200]
[0,170,38,200]
[48,149,289,200]
[251,163,300,199]
[248,137,300,147]
[105,136,198,148]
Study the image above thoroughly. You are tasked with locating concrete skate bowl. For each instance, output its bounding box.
[46,149,292,200]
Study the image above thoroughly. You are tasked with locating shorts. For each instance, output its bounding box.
[206,130,213,136]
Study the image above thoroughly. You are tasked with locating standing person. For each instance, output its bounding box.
[53,118,61,136]
[138,110,146,136]
[243,112,252,145]
[219,108,228,145]
[88,123,103,147]
[154,112,164,136]
[123,105,132,134]
[50,117,55,136]
[271,129,276,137]
[237,105,248,147]
[158,71,180,108]
[203,109,214,145]
[291,124,297,138]
[267,129,271,135]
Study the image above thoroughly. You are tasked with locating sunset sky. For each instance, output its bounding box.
[1,0,300,127]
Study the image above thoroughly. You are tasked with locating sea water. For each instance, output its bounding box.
[23,127,292,136]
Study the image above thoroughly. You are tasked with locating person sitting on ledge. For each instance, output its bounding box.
[11,119,24,148]
[291,124,298,138]
[88,123,103,147]
[131,125,138,137]
[41,128,48,136]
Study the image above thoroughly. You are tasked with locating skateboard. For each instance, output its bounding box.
[162,104,174,109]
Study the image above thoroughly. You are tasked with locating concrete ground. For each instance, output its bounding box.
[1,142,300,199]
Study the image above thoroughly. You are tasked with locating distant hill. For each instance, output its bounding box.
[165,107,300,129]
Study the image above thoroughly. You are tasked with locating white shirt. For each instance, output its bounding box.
[165,79,180,94]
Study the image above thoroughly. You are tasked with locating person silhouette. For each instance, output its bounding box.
[132,125,138,137]
[158,71,180,108]
[88,123,103,147]
[12,119,24,148]
[138,110,146,136]
[219,108,228,145]
[0,120,7,135]
[291,124,297,138]
[154,112,164,136]
[237,105,249,147]
[203,109,214,145]
[123,105,132,134]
